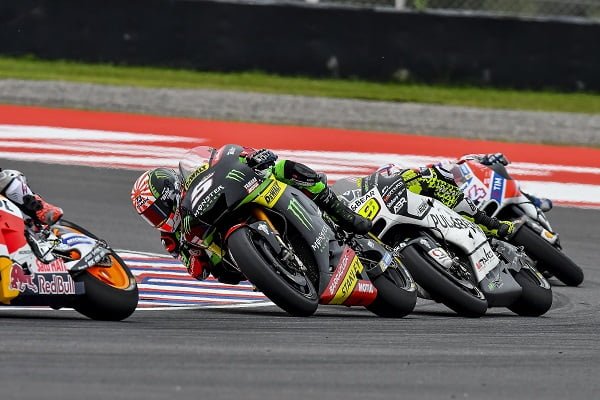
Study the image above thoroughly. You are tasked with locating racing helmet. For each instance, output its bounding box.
[375,163,404,177]
[131,168,181,232]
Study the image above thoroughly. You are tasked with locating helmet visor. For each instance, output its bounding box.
[140,200,171,229]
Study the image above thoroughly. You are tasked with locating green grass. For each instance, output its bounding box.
[1,56,600,114]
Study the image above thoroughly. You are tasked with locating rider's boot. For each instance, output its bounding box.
[314,187,372,235]
[523,192,553,212]
[472,210,514,239]
[23,194,63,225]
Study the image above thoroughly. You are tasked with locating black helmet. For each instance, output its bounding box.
[131,168,181,232]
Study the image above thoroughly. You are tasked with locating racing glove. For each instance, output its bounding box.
[480,153,509,166]
[161,231,180,257]
[161,232,210,280]
[179,245,211,281]
[246,149,278,169]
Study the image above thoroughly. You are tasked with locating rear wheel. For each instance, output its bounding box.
[511,225,584,287]
[59,220,139,321]
[366,263,417,318]
[227,227,318,317]
[508,263,552,316]
[400,246,488,317]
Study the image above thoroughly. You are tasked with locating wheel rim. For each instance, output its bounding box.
[256,238,318,300]
[59,225,132,290]
[86,256,132,290]
[415,249,486,301]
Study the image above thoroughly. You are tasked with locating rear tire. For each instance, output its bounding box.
[401,246,488,317]
[511,225,584,287]
[366,264,417,318]
[227,227,318,317]
[508,264,552,316]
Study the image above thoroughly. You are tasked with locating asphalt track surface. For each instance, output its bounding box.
[1,160,599,400]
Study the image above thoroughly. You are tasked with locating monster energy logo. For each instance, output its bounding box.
[153,170,171,179]
[288,198,313,230]
[182,215,193,235]
[226,169,245,182]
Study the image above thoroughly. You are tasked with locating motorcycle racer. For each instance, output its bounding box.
[375,153,536,239]
[0,168,63,225]
[458,153,552,212]
[131,146,372,283]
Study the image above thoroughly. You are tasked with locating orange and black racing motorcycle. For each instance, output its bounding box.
[0,196,138,320]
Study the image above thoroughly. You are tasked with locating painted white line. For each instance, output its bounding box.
[0,125,199,142]
[2,125,600,207]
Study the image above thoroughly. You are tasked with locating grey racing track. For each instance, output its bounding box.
[1,160,599,400]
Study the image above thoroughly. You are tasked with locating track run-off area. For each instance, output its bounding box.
[2,104,600,208]
[1,104,599,400]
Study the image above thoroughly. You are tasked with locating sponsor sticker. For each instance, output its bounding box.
[193,185,225,216]
[469,245,500,281]
[254,179,286,208]
[430,213,478,231]
[184,163,209,189]
[36,258,68,273]
[311,225,330,252]
[427,248,452,268]
[9,264,38,292]
[357,198,381,220]
[37,275,77,295]
[490,172,505,203]
[350,189,376,212]
[243,177,259,193]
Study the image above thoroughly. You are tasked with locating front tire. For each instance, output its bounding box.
[71,251,139,321]
[401,246,488,317]
[227,227,319,317]
[58,220,138,321]
[507,264,552,317]
[511,225,584,287]
[366,263,417,318]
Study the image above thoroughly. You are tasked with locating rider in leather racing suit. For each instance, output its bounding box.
[131,146,372,283]
[0,169,63,225]
[375,153,550,238]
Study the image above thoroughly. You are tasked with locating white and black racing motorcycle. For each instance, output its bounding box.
[0,194,138,320]
[333,172,552,317]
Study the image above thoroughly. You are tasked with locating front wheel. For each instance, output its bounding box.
[507,264,552,317]
[227,227,319,317]
[71,251,139,321]
[400,246,488,317]
[58,220,138,321]
[511,225,584,287]
[365,263,417,318]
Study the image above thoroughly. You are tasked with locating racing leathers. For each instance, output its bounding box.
[459,153,552,211]
[161,146,372,283]
[0,169,63,225]
[378,154,516,238]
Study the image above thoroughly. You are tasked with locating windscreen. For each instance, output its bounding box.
[178,146,216,181]
[452,163,471,186]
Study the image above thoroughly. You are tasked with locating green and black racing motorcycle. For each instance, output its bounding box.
[177,145,417,317]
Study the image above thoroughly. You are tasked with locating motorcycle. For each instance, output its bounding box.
[0,195,139,320]
[332,171,552,317]
[453,159,584,287]
[174,145,417,317]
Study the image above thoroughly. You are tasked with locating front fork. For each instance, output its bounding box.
[250,208,296,264]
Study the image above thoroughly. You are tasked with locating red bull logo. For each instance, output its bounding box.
[9,264,38,293]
